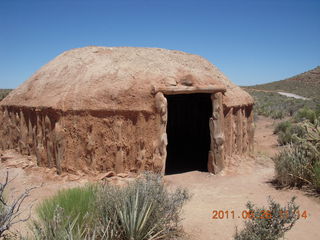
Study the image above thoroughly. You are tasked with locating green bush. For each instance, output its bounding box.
[313,162,320,192]
[31,173,190,240]
[276,121,307,146]
[234,197,299,240]
[274,121,291,134]
[35,184,97,237]
[315,104,320,118]
[0,89,12,101]
[274,120,320,190]
[289,124,307,138]
[274,145,313,187]
[277,132,291,146]
[271,111,284,120]
[294,107,317,123]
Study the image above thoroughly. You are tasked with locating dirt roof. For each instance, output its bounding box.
[1,46,253,111]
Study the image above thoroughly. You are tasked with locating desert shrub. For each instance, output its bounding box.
[271,111,284,120]
[274,121,291,134]
[276,121,307,146]
[313,162,320,192]
[289,124,307,138]
[274,120,320,190]
[277,131,292,146]
[294,107,317,123]
[31,173,190,240]
[234,197,299,240]
[0,89,12,101]
[274,145,313,187]
[96,173,190,240]
[316,104,320,118]
[32,185,97,239]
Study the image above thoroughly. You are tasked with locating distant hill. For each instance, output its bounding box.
[244,66,320,100]
[0,89,13,101]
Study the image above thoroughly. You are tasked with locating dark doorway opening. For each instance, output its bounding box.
[165,93,212,174]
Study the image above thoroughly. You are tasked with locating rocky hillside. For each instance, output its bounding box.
[245,66,320,100]
[0,89,12,101]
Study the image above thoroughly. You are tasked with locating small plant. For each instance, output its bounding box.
[274,121,291,134]
[276,121,307,146]
[315,104,320,118]
[0,89,12,101]
[274,119,320,191]
[234,197,299,240]
[33,184,97,238]
[294,107,317,124]
[274,144,313,187]
[313,162,320,192]
[271,110,284,120]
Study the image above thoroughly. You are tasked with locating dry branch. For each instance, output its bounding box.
[0,171,38,237]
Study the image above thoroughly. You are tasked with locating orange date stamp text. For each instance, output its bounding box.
[211,210,308,220]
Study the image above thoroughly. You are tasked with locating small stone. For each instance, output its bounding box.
[98,171,116,180]
[117,173,128,178]
[68,174,81,181]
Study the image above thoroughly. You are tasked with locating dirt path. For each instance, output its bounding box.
[1,116,320,239]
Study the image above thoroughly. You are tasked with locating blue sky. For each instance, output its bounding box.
[0,0,319,89]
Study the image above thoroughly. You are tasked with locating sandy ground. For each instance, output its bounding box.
[1,116,320,239]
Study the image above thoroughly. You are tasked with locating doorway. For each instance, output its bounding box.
[165,93,212,174]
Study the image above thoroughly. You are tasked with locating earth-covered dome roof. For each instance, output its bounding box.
[1,46,253,111]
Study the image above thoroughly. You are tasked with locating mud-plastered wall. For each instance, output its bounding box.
[0,106,162,175]
[223,105,254,166]
[0,106,62,172]
[61,111,162,174]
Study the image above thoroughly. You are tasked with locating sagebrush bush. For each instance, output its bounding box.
[277,131,291,146]
[274,144,313,187]
[313,162,320,192]
[271,111,284,120]
[274,119,320,191]
[316,104,320,118]
[274,121,291,134]
[276,121,307,146]
[294,107,317,123]
[31,173,190,240]
[234,197,299,240]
